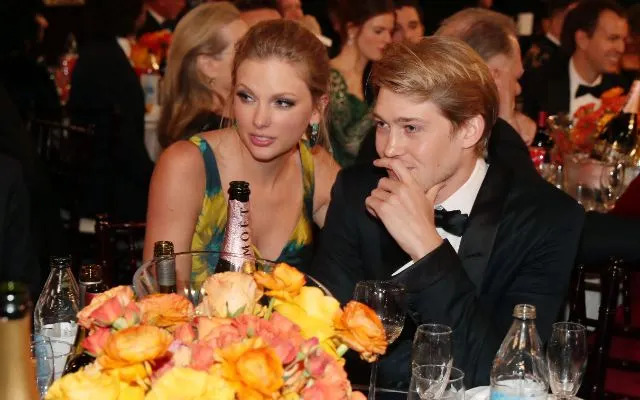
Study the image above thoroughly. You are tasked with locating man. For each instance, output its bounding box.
[524,0,578,70]
[522,0,629,119]
[392,0,424,44]
[137,0,186,35]
[235,0,281,27]
[276,0,331,46]
[310,37,584,388]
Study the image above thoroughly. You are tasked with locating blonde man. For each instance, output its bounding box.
[310,37,584,388]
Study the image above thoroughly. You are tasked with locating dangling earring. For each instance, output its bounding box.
[347,34,355,46]
[208,77,216,88]
[309,123,319,147]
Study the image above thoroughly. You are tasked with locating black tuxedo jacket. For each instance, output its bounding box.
[137,11,175,37]
[309,158,584,388]
[68,38,153,221]
[522,55,630,119]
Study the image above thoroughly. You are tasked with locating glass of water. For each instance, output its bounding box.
[411,365,465,400]
[547,322,587,399]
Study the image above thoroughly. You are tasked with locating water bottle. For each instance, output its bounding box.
[489,304,549,400]
[33,256,80,347]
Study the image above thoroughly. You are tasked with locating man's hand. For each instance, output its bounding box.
[365,158,444,261]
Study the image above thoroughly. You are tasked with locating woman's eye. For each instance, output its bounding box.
[375,120,388,130]
[275,99,295,108]
[236,91,253,102]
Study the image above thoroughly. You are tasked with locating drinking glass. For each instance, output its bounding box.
[411,365,465,400]
[575,184,596,211]
[547,322,587,399]
[600,162,626,211]
[412,323,452,368]
[353,281,406,400]
[31,334,54,398]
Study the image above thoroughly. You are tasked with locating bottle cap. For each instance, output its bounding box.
[79,264,103,282]
[513,304,536,320]
[50,255,72,269]
[228,181,251,202]
[153,241,174,258]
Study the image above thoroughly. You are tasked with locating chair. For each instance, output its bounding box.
[95,214,146,286]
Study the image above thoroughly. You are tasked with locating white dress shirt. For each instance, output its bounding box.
[147,8,166,26]
[569,56,602,118]
[391,158,488,277]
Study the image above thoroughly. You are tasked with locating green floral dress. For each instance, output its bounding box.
[188,136,316,286]
[328,68,374,167]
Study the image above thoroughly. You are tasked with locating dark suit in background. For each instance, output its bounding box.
[309,146,584,388]
[137,10,177,37]
[522,55,630,119]
[68,39,153,221]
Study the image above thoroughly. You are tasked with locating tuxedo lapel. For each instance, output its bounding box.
[457,163,511,293]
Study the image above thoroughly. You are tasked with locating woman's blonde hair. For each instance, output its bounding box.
[231,20,331,149]
[371,36,499,155]
[158,2,241,148]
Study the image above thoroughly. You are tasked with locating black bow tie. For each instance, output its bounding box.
[575,83,605,99]
[434,207,469,237]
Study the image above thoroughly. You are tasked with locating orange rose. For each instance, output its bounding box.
[253,263,306,301]
[218,338,284,399]
[137,293,194,329]
[82,327,111,356]
[334,301,387,362]
[78,286,135,329]
[196,272,263,318]
[98,325,173,369]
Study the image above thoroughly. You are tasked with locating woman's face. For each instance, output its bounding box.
[233,58,319,162]
[212,19,249,99]
[355,13,395,61]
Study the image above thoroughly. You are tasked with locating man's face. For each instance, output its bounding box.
[579,10,628,74]
[392,6,424,44]
[149,0,185,20]
[487,36,523,115]
[278,0,303,21]
[373,87,473,192]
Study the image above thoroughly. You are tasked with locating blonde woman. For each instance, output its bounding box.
[157,2,248,148]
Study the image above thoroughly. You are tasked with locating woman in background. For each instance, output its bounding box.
[157,2,248,148]
[328,0,394,167]
[144,20,339,285]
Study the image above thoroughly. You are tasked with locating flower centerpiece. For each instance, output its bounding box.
[550,87,627,162]
[130,30,172,73]
[46,264,386,400]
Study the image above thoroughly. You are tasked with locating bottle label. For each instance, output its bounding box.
[157,257,176,287]
[490,380,547,400]
[221,199,254,271]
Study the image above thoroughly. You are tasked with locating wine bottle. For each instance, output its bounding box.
[154,241,177,293]
[593,80,640,162]
[78,264,108,308]
[216,181,255,273]
[0,281,39,400]
[529,111,554,169]
[62,327,94,375]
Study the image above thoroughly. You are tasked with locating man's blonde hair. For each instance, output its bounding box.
[371,36,499,154]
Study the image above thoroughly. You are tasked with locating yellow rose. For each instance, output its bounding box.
[196,272,263,318]
[45,369,119,400]
[144,367,235,400]
[218,338,284,399]
[98,326,173,369]
[253,263,306,301]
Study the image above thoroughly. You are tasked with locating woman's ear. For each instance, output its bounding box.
[310,94,329,124]
[196,54,221,81]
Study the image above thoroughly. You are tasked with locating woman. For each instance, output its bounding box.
[144,20,339,285]
[328,0,394,167]
[157,2,248,149]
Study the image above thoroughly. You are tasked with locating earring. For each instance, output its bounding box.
[347,34,354,46]
[208,77,216,88]
[309,123,319,147]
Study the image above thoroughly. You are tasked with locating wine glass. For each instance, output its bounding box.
[547,322,588,399]
[409,324,453,399]
[600,162,626,211]
[411,365,465,400]
[353,281,406,400]
[31,334,54,398]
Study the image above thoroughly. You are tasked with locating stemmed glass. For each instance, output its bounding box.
[600,162,626,211]
[410,324,453,400]
[547,322,588,399]
[353,281,406,400]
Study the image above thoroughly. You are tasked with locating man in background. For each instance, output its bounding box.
[392,0,424,43]
[138,0,186,35]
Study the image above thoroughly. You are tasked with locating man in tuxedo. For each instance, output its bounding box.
[137,0,186,36]
[522,0,629,119]
[310,37,584,388]
[524,0,577,71]
[392,0,424,44]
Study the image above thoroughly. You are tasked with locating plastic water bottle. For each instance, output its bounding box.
[34,256,80,347]
[489,304,549,400]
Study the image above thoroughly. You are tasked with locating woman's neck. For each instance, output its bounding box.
[333,44,368,77]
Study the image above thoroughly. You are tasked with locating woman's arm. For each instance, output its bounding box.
[311,146,340,228]
[142,141,205,283]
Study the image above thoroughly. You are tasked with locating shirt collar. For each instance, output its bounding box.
[147,7,166,26]
[545,33,561,46]
[116,37,132,59]
[436,158,488,216]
